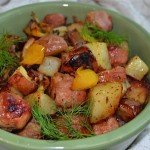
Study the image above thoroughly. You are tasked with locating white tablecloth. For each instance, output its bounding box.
[0,0,150,150]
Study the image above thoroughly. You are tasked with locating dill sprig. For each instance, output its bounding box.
[32,103,94,140]
[81,23,126,45]
[32,105,65,140]
[0,34,23,76]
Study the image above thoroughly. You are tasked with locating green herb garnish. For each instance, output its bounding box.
[0,34,22,76]
[32,103,94,140]
[81,23,126,45]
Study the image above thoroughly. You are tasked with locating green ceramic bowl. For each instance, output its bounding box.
[0,1,150,150]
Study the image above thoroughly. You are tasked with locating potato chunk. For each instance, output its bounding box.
[88,82,122,123]
[125,56,149,80]
[86,42,111,70]
[25,86,57,115]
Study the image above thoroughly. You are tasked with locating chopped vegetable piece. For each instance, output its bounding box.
[25,85,57,115]
[72,67,98,90]
[21,43,45,65]
[24,12,52,37]
[86,42,111,70]
[22,38,35,58]
[53,26,67,37]
[38,56,61,77]
[125,56,149,80]
[88,82,122,123]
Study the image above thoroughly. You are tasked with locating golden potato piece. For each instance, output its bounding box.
[125,56,149,80]
[25,86,57,115]
[86,42,111,70]
[88,82,122,123]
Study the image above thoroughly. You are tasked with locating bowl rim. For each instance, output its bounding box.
[0,1,150,150]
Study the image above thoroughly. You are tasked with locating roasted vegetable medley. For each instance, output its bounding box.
[0,10,149,140]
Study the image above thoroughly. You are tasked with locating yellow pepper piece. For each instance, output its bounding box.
[21,43,45,65]
[72,67,99,90]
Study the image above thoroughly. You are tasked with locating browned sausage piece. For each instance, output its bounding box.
[60,46,99,73]
[67,29,85,46]
[124,80,149,104]
[8,72,38,96]
[50,72,87,108]
[92,117,119,135]
[17,119,42,139]
[43,13,66,28]
[0,92,31,130]
[35,34,68,56]
[116,98,142,122]
[108,45,128,67]
[85,10,112,32]
[98,66,126,83]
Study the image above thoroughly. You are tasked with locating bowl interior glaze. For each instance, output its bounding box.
[0,1,150,150]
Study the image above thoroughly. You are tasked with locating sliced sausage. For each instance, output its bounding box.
[116,98,142,122]
[92,117,119,135]
[108,45,128,67]
[8,72,38,96]
[67,29,85,46]
[17,119,42,139]
[60,46,99,73]
[85,10,112,32]
[98,66,126,83]
[35,34,68,56]
[124,79,149,104]
[50,72,86,108]
[43,13,66,28]
[0,92,31,131]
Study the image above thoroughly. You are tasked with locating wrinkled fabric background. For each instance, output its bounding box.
[0,0,150,150]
